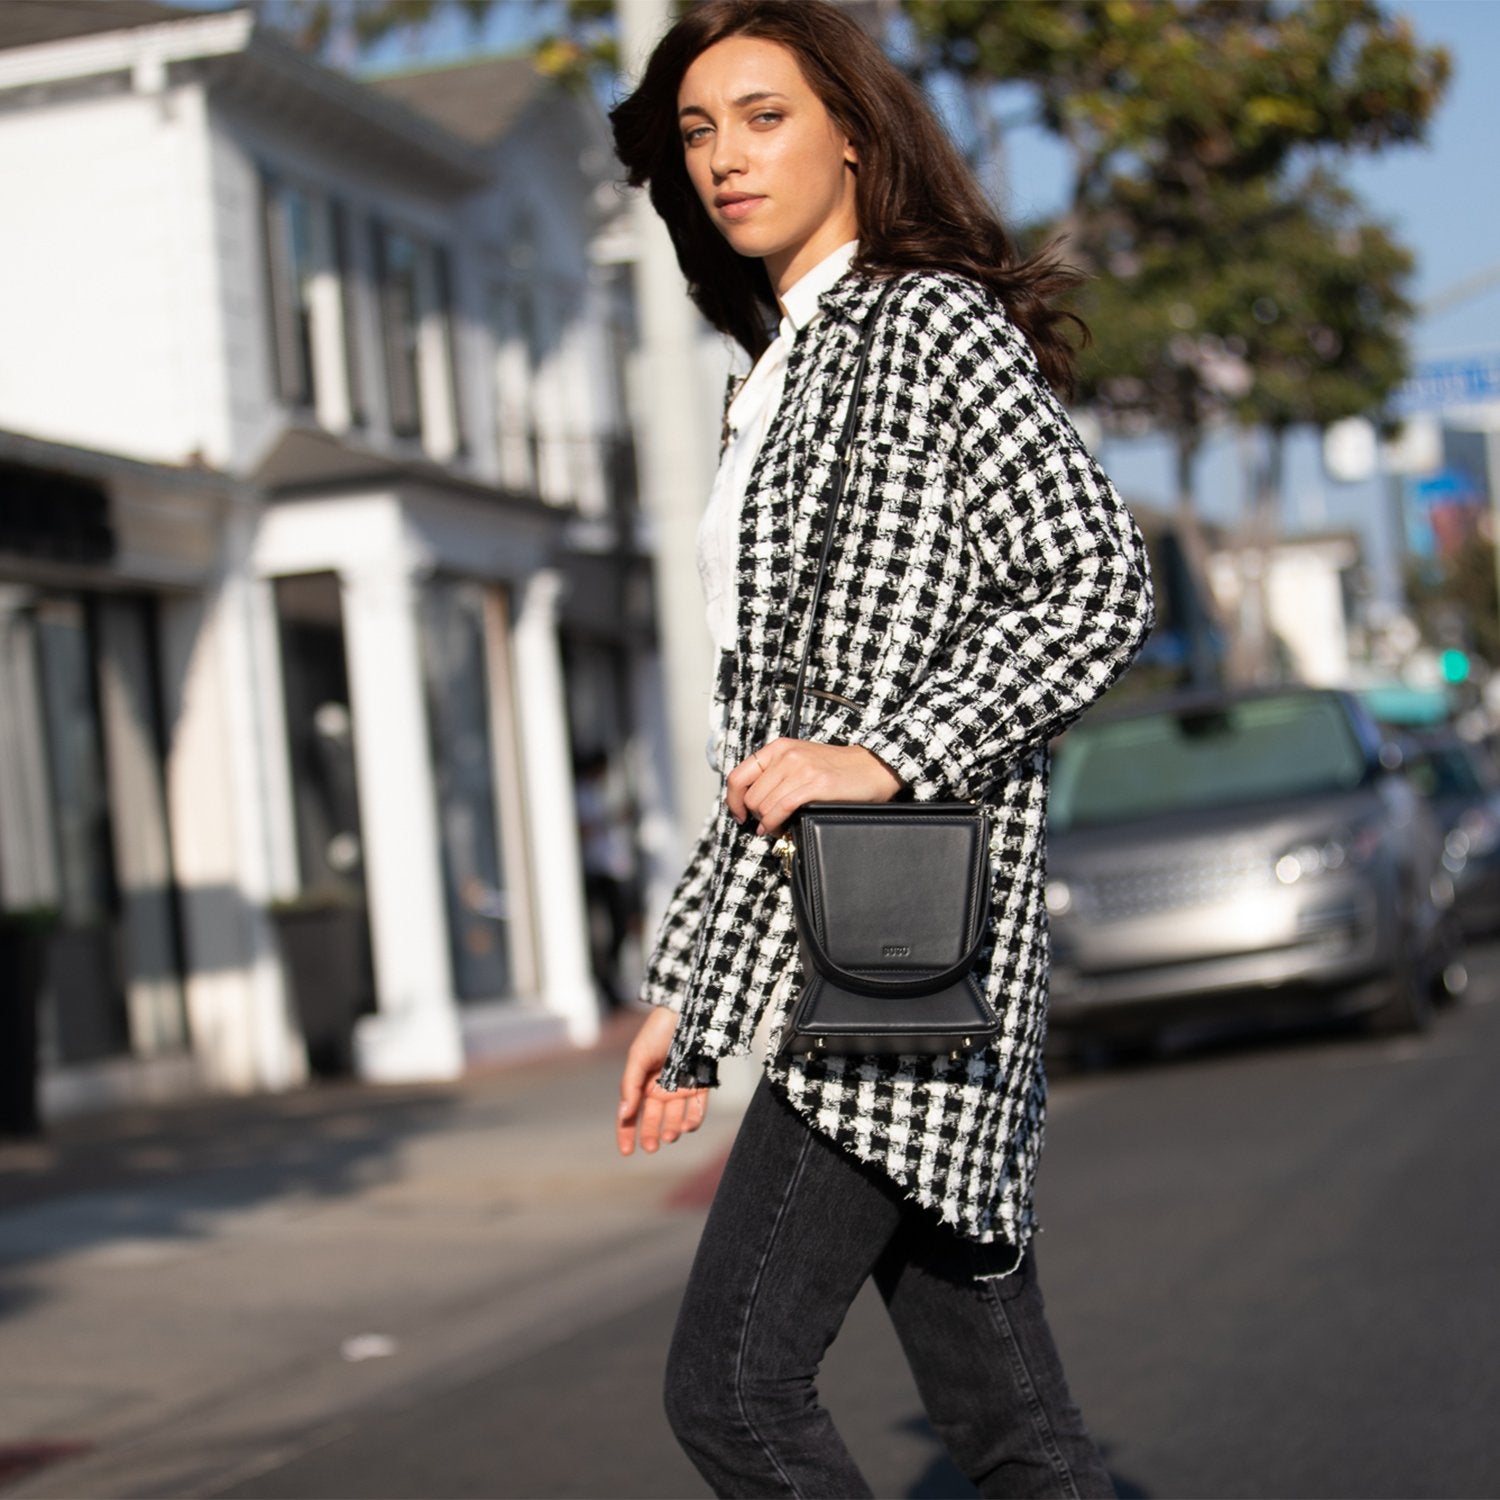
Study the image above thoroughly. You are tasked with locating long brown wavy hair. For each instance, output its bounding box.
[609,0,1086,394]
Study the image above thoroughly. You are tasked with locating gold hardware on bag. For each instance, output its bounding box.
[773,834,796,877]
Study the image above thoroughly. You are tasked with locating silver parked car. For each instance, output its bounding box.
[1046,688,1461,1059]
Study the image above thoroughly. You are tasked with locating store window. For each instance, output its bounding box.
[273,573,373,1076]
[419,578,525,1003]
[0,589,182,1066]
[274,573,366,898]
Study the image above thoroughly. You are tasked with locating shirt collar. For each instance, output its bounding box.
[778,239,859,334]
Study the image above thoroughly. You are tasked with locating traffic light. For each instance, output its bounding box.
[1440,648,1471,684]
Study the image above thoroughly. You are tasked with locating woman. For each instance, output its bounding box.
[611,3,1153,1495]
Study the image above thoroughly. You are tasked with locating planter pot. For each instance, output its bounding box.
[271,904,374,1079]
[0,915,54,1138]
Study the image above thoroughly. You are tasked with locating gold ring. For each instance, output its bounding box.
[753,753,765,773]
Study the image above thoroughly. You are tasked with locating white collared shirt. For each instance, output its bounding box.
[697,240,859,662]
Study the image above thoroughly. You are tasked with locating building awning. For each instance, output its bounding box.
[251,426,555,516]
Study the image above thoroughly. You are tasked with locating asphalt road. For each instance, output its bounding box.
[211,953,1500,1500]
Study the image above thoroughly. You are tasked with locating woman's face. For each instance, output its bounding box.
[677,36,858,298]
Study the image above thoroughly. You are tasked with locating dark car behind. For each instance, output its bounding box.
[1046,688,1461,1060]
[1404,733,1500,938]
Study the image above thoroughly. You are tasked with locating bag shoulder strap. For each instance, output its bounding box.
[784,278,901,740]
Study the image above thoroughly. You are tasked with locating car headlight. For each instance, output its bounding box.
[1274,823,1383,885]
[1457,805,1500,860]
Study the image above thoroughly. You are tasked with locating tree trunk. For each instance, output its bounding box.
[1226,427,1285,686]
[1171,428,1221,687]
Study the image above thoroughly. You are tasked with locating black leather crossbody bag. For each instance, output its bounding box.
[773,283,1000,1061]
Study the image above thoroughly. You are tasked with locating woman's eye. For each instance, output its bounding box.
[752,111,783,126]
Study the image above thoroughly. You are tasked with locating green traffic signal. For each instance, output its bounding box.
[1440,648,1471,684]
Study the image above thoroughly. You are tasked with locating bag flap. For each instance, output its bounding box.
[794,806,990,984]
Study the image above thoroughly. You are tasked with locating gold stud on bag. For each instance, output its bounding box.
[773,282,1000,1062]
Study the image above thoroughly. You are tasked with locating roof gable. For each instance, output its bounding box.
[0,0,206,52]
[368,54,546,147]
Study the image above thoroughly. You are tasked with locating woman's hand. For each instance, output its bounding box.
[617,1005,710,1156]
[727,738,902,835]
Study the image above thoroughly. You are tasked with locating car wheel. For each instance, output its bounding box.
[1368,950,1433,1036]
[1429,912,1467,1008]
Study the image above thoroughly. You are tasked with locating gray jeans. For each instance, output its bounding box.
[664,1077,1114,1499]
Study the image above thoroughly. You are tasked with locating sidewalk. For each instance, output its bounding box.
[0,1013,747,1499]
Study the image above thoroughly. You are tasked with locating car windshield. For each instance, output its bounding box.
[1051,695,1368,831]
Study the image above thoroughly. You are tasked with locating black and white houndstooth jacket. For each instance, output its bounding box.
[645,268,1154,1254]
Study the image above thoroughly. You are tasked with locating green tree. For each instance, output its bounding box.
[1407,537,1500,671]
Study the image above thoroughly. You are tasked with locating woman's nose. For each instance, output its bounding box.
[710,128,745,180]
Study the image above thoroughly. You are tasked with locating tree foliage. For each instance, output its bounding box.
[904,0,1448,513]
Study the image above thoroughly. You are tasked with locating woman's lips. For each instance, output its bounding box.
[717,195,765,222]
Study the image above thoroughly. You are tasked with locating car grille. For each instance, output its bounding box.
[1083,847,1274,921]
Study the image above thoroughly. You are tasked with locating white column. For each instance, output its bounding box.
[512,570,599,1046]
[162,503,306,1094]
[341,558,465,1080]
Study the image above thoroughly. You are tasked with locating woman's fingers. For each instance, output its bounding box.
[727,739,902,835]
[617,1006,680,1155]
[633,1083,710,1153]
[617,1008,712,1155]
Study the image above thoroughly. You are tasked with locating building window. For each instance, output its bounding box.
[261,173,366,432]
[490,281,541,492]
[602,263,640,512]
[374,222,423,440]
[371,222,464,455]
[261,175,318,410]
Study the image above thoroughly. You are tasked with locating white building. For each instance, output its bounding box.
[0,0,668,1118]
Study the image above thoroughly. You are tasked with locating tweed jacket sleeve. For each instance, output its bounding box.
[852,278,1153,799]
[637,804,720,1013]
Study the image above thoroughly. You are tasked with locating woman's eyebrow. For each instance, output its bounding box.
[678,90,789,120]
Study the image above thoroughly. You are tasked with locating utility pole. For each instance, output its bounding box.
[618,0,722,880]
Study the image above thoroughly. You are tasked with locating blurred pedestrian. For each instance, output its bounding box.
[573,747,640,1009]
[611,2,1153,1495]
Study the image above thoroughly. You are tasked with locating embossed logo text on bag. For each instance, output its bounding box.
[882,944,912,958]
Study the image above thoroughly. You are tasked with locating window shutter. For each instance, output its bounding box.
[435,246,466,457]
[331,201,365,428]
[373,220,421,439]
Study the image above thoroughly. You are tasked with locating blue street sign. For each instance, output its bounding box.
[1393,354,1500,413]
